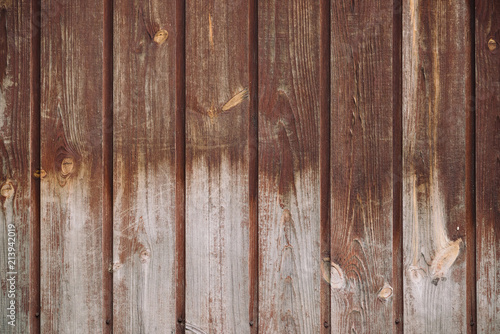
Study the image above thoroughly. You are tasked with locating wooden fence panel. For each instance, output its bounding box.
[0,1,33,333]
[2,1,500,332]
[185,0,250,333]
[258,1,321,332]
[402,0,470,332]
[330,0,396,332]
[40,0,104,332]
[113,0,177,333]
[476,0,500,332]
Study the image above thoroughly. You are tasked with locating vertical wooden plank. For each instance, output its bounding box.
[0,1,32,332]
[392,0,404,332]
[40,0,103,332]
[476,0,500,332]
[113,1,177,333]
[30,0,41,331]
[175,0,186,331]
[258,1,321,332]
[185,1,249,333]
[330,0,395,332]
[403,0,469,332]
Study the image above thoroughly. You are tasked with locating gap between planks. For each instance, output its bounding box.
[248,0,259,332]
[175,0,186,332]
[102,0,113,331]
[465,0,477,331]
[320,0,331,332]
[29,0,41,332]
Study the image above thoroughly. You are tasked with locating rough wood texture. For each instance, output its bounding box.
[402,0,469,332]
[113,1,176,333]
[185,0,250,333]
[258,1,321,332]
[476,0,500,332]
[0,1,32,332]
[40,0,103,332]
[330,0,395,332]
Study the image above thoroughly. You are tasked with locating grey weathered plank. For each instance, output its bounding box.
[476,0,500,332]
[258,1,321,332]
[185,0,250,332]
[0,1,32,332]
[330,0,395,332]
[40,0,104,332]
[113,0,177,333]
[402,0,469,332]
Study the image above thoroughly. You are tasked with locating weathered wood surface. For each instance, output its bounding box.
[40,0,104,332]
[476,0,500,332]
[0,1,32,332]
[113,0,177,333]
[402,0,469,332]
[185,0,250,333]
[258,1,321,332]
[330,0,395,332]
[3,1,500,332]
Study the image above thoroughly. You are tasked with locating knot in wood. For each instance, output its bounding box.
[0,181,14,198]
[488,38,497,51]
[61,157,74,176]
[140,249,151,263]
[34,169,47,179]
[153,29,168,45]
[378,283,393,301]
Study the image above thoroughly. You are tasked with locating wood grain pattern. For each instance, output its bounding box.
[0,1,32,332]
[185,1,249,332]
[258,1,321,332]
[40,0,103,332]
[113,1,176,333]
[476,0,500,332]
[402,0,469,332]
[330,0,395,332]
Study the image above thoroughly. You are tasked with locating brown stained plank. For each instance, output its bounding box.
[175,0,186,331]
[476,0,500,332]
[258,1,321,332]
[113,1,176,333]
[0,1,32,332]
[330,0,395,332]
[185,1,250,332]
[403,0,470,332]
[40,0,103,332]
[392,0,404,332]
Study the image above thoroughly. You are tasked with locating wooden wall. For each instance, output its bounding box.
[0,0,499,333]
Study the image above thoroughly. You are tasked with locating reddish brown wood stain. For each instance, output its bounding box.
[2,0,500,332]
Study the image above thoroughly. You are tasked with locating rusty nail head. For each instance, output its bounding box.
[249,321,254,326]
[324,321,329,328]
[106,319,110,325]
[35,312,40,318]
[395,318,401,324]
